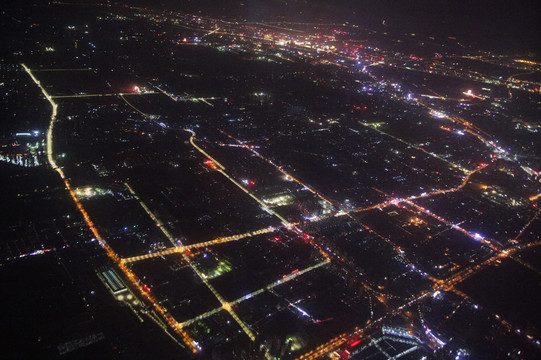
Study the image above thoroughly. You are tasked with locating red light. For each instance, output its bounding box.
[349,339,361,347]
[249,180,255,185]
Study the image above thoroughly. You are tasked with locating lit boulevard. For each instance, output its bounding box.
[122,227,278,264]
[50,92,156,99]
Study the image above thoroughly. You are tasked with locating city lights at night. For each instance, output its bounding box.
[0,1,540,359]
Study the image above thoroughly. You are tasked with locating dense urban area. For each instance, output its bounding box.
[1,1,540,359]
